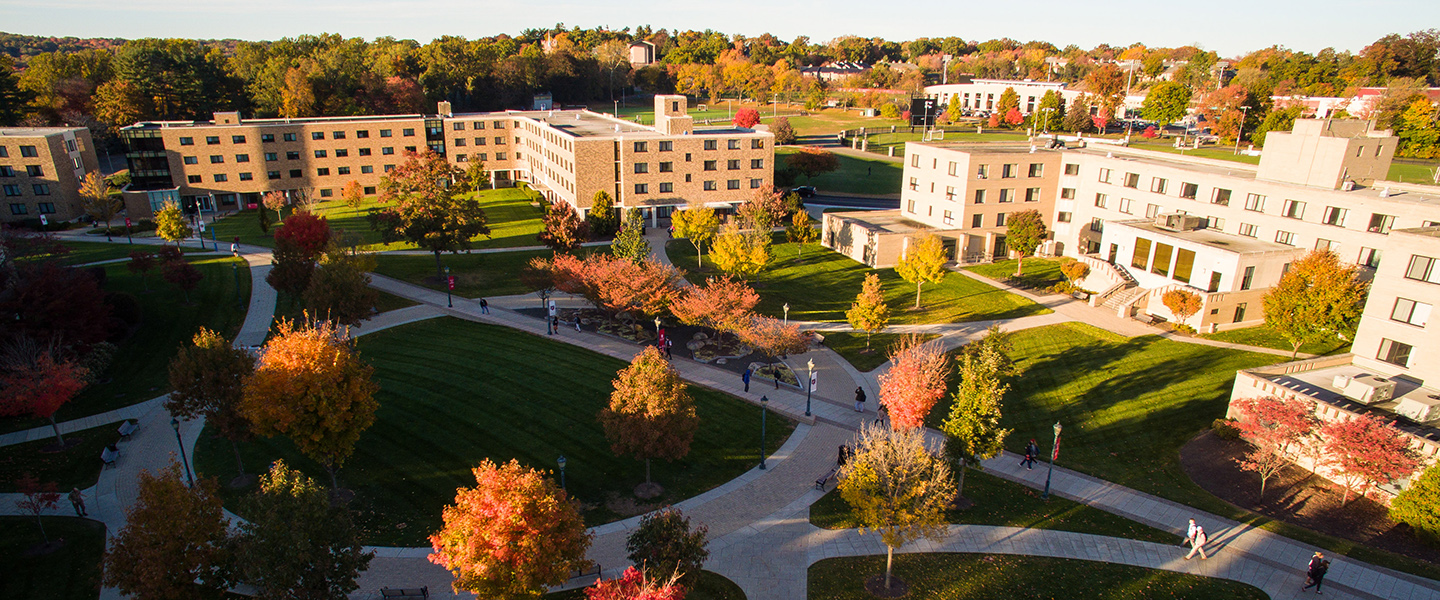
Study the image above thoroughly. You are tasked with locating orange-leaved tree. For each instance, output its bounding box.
[240,320,379,489]
[599,346,699,493]
[104,462,233,599]
[878,336,951,429]
[669,276,759,336]
[1161,289,1203,327]
[846,272,890,350]
[429,458,592,599]
[550,253,683,317]
[736,315,811,359]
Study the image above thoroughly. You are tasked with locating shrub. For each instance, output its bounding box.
[105,291,143,326]
[1060,259,1090,282]
[1212,418,1242,441]
[1391,464,1440,545]
[1049,281,1076,295]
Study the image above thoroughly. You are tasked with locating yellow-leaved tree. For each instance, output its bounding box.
[895,233,947,309]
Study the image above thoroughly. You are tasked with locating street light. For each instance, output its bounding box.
[805,358,815,417]
[759,395,769,470]
[1233,105,1251,155]
[654,316,663,348]
[1042,421,1062,500]
[783,303,790,326]
[557,455,567,492]
[171,418,195,486]
[443,266,453,308]
[540,290,551,334]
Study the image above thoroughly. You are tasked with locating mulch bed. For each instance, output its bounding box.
[1180,431,1439,563]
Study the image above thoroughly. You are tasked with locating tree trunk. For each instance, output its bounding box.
[35,514,48,543]
[231,440,246,477]
[1258,475,1266,503]
[433,250,444,279]
[885,545,895,589]
[957,458,968,497]
[326,462,339,489]
[1291,342,1302,360]
[48,415,65,446]
[865,331,872,350]
[914,282,923,309]
[1016,254,1025,276]
[693,242,704,268]
[645,458,652,485]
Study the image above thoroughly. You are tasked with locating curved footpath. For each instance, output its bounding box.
[0,229,1425,600]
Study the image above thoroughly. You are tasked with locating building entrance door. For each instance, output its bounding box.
[992,235,1007,260]
[1108,243,1118,263]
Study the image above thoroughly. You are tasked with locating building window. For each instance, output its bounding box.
[317,168,330,176]
[907,199,916,213]
[1094,193,1108,208]
[728,139,741,150]
[8,202,26,213]
[403,128,415,137]
[470,122,484,131]
[187,175,202,184]
[183,156,199,165]
[1377,338,1413,367]
[995,213,1007,227]
[29,183,50,195]
[361,165,374,174]
[659,141,673,151]
[1098,168,1112,183]
[1119,198,1133,214]
[634,163,649,174]
[313,149,327,159]
[1123,172,1139,188]
[474,137,486,145]
[1146,204,1161,218]
[236,154,250,163]
[0,166,11,177]
[1001,164,1017,178]
[382,147,395,155]
[751,158,764,169]
[727,159,740,170]
[634,141,647,152]
[1180,182,1198,199]
[212,174,226,183]
[1024,187,1041,202]
[1322,206,1347,227]
[1064,163,1079,176]
[454,138,466,147]
[0,147,6,158]
[946,161,957,176]
[281,133,297,142]
[337,166,350,175]
[267,171,280,180]
[1212,188,1231,205]
[1391,298,1432,327]
[998,189,1014,203]
[943,210,954,226]
[2,185,19,197]
[1028,163,1044,177]
[971,214,984,228]
[635,183,648,194]
[1357,247,1382,269]
[1234,303,1248,323]
[1314,238,1338,253]
[1060,188,1075,200]
[364,186,376,194]
[1280,199,1305,219]
[705,140,719,151]
[494,152,506,160]
[1368,213,1395,234]
[287,151,300,160]
[289,169,302,178]
[209,155,224,164]
[264,152,277,161]
[704,180,717,191]
[1238,223,1258,237]
[1058,212,1073,225]
[239,172,253,181]
[261,134,275,143]
[1237,265,1255,290]
[384,164,396,172]
[1275,230,1294,245]
[332,148,347,158]
[307,132,322,141]
[1089,218,1104,232]
[750,178,763,189]
[1244,193,1266,212]
[380,129,392,138]
[703,160,717,171]
[1131,238,1152,270]
[356,130,370,139]
[1151,177,1168,194]
[660,182,674,193]
[359,148,371,156]
[727,179,740,190]
[206,136,220,145]
[751,139,763,149]
[1406,255,1440,283]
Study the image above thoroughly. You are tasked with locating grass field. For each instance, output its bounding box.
[1199,324,1352,357]
[1388,160,1440,185]
[776,147,902,196]
[667,238,1048,325]
[821,332,940,372]
[810,469,1174,544]
[1,255,252,434]
[765,109,907,137]
[546,570,745,600]
[963,258,1068,293]
[0,517,106,600]
[371,246,591,299]
[209,188,544,252]
[0,421,123,492]
[808,554,1267,600]
[271,289,420,332]
[195,317,794,546]
[21,241,204,266]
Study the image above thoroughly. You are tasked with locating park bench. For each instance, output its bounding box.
[815,466,841,490]
[101,446,120,469]
[379,587,428,600]
[117,420,139,439]
[567,563,602,584]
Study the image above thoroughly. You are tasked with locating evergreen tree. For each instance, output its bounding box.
[612,209,652,263]
[586,191,620,238]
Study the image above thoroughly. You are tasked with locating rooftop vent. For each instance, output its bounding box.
[1154,213,1206,232]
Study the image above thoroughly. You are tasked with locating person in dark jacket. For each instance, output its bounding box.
[854,386,866,412]
[1302,552,1329,594]
[1020,439,1039,469]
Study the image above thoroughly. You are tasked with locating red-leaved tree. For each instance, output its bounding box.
[878,337,951,429]
[550,254,683,317]
[127,249,156,291]
[732,108,761,129]
[585,566,686,600]
[1004,108,1024,126]
[1232,396,1317,500]
[429,458,592,598]
[669,276,759,335]
[273,211,332,260]
[538,201,590,253]
[0,354,88,445]
[735,315,810,359]
[1322,414,1422,504]
[14,474,61,543]
[162,259,205,304]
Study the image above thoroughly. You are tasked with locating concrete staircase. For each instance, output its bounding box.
[1102,286,1149,316]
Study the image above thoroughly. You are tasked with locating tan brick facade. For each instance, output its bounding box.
[1,127,99,223]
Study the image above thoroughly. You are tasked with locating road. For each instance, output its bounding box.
[805,194,898,210]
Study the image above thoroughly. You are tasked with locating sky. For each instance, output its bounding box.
[2,0,1436,58]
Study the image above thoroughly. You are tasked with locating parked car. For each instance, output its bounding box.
[791,186,816,198]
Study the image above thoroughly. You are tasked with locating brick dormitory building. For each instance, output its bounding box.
[0,126,101,224]
[115,95,773,224]
[823,118,1440,496]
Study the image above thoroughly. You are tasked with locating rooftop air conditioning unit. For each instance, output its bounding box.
[1154,213,1205,232]
[1394,394,1440,423]
[1335,374,1396,405]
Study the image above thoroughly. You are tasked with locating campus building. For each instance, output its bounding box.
[0,127,101,224]
[117,95,773,223]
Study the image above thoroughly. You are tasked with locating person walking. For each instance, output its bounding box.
[854,386,866,412]
[1184,526,1208,560]
[743,367,752,392]
[68,487,86,517]
[665,338,673,360]
[478,298,489,314]
[1184,519,1198,548]
[1302,552,1329,594]
[1020,439,1039,469]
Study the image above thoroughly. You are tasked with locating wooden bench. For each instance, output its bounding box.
[814,466,841,490]
[379,587,428,600]
[117,420,139,439]
[101,447,120,469]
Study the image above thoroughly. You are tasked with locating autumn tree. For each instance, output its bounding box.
[429,458,592,599]
[80,170,122,240]
[710,221,771,279]
[104,463,234,600]
[770,116,797,145]
[838,422,956,591]
[240,320,380,489]
[586,191,620,238]
[785,147,840,180]
[538,201,589,253]
[463,160,491,193]
[275,212,335,258]
[126,250,156,290]
[877,336,950,430]
[585,567,685,600]
[895,233,947,309]
[304,249,380,326]
[1197,85,1265,143]
[845,272,890,350]
[1004,210,1047,276]
[0,261,111,353]
[154,200,192,247]
[941,341,1012,497]
[784,209,818,254]
[625,507,710,586]
[167,328,257,479]
[0,353,87,445]
[162,258,204,303]
[1162,289,1203,329]
[732,107,761,128]
[550,254,683,317]
[14,474,60,543]
[1232,396,1317,501]
[266,238,316,305]
[1060,260,1090,284]
[263,190,287,223]
[1322,414,1421,504]
[671,202,719,268]
[1084,64,1126,121]
[600,346,699,494]
[371,150,490,277]
[235,461,373,600]
[341,180,365,210]
[1142,81,1193,126]
[1262,250,1369,358]
[281,66,316,118]
[736,315,810,359]
[1063,94,1093,133]
[1391,464,1440,543]
[669,276,759,335]
[613,209,652,263]
[995,87,1020,116]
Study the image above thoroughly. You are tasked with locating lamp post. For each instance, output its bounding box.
[443,266,453,308]
[805,358,815,417]
[654,316,663,348]
[1233,105,1251,155]
[540,290,550,334]
[1039,107,1055,135]
[783,303,790,326]
[1042,421,1062,500]
[759,395,769,470]
[171,418,195,486]
[557,455,567,492]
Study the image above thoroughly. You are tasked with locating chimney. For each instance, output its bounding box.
[437,101,453,117]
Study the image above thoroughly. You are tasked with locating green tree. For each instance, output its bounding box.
[995,87,1019,116]
[710,221,770,279]
[1141,81,1192,126]
[236,461,374,600]
[104,463,234,600]
[612,209,652,263]
[671,202,720,268]
[625,508,710,587]
[463,160,491,193]
[303,249,380,326]
[0,55,33,125]
[371,150,490,277]
[154,201,193,247]
[845,272,890,350]
[266,238,316,306]
[167,328,257,480]
[895,233,947,309]
[1262,250,1369,358]
[1063,93,1093,132]
[80,171,122,241]
[1253,105,1303,148]
[1391,463,1440,544]
[1033,90,1065,132]
[940,343,1012,497]
[1396,98,1440,159]
[784,209,818,255]
[1004,210,1048,276]
[586,191,620,238]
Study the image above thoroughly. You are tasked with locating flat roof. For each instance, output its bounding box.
[124,114,427,130]
[1110,219,1301,254]
[827,209,935,235]
[0,127,85,137]
[1394,225,1440,239]
[1261,360,1440,444]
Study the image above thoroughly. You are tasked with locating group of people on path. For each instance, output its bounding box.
[1182,518,1331,593]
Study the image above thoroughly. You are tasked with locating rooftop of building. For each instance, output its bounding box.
[1109,219,1302,255]
[122,113,428,130]
[1251,356,1440,445]
[826,209,934,235]
[0,126,86,137]
[1394,225,1440,240]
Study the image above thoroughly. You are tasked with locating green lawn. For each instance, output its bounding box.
[767,109,908,137]
[964,258,1067,293]
[1387,160,1440,185]
[810,469,1174,544]
[0,516,107,600]
[808,554,1267,600]
[372,247,579,299]
[271,289,420,333]
[209,188,544,252]
[1199,324,1352,357]
[546,570,744,600]
[822,332,940,373]
[0,421,123,492]
[21,241,202,266]
[667,239,1048,325]
[1,255,252,434]
[776,148,901,196]
[195,317,794,546]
